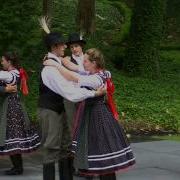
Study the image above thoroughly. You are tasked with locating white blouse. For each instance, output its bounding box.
[78,71,111,90]
[0,69,19,85]
[78,73,104,90]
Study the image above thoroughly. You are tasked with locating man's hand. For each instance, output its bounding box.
[5,84,17,93]
[95,85,107,97]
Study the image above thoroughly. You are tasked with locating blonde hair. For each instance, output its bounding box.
[85,48,105,69]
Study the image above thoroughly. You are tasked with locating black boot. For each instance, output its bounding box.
[86,177,93,180]
[74,170,94,179]
[43,162,55,180]
[5,154,23,175]
[58,158,73,180]
[99,173,116,180]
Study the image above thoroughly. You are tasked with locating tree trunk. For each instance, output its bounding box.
[124,0,167,78]
[43,0,54,27]
[76,0,96,34]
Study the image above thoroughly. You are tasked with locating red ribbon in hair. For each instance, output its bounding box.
[19,68,29,96]
[106,78,119,121]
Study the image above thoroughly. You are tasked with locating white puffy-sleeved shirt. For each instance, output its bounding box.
[0,69,20,85]
[77,72,104,90]
[41,52,95,102]
[78,71,111,90]
[77,70,111,90]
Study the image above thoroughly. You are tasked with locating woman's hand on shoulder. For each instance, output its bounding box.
[43,60,61,68]
[62,56,71,65]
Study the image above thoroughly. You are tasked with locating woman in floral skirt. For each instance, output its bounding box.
[0,52,40,175]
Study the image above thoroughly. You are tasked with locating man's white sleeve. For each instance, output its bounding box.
[41,66,95,102]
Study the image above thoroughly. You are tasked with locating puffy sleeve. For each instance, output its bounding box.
[78,74,104,90]
[0,71,14,83]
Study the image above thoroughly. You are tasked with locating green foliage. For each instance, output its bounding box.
[85,0,125,50]
[111,50,180,133]
[130,135,180,143]
[108,0,132,45]
[0,1,42,53]
[124,0,167,78]
[0,0,179,133]
[164,0,180,45]
[0,1,43,120]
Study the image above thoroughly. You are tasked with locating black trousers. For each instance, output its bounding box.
[99,173,116,180]
[43,157,73,180]
[86,173,116,180]
[10,154,23,170]
[58,157,73,180]
[43,162,55,180]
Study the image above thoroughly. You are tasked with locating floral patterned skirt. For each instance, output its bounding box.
[0,94,40,155]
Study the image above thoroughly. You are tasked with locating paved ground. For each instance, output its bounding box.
[0,140,180,180]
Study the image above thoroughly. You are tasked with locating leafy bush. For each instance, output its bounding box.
[111,50,180,133]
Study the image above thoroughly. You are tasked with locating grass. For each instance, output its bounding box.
[110,50,180,133]
[153,135,180,141]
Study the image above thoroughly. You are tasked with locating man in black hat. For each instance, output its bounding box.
[62,32,87,144]
[38,31,105,180]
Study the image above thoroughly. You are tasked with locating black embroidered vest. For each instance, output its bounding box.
[38,57,64,114]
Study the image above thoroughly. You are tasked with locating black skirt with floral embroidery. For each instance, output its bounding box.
[0,93,40,155]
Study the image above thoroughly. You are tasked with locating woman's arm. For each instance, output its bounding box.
[43,60,104,89]
[43,60,79,82]
[62,56,79,72]
[57,65,79,82]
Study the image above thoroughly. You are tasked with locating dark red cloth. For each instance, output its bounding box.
[106,78,119,121]
[19,68,29,96]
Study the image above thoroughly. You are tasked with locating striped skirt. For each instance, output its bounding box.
[72,96,135,176]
